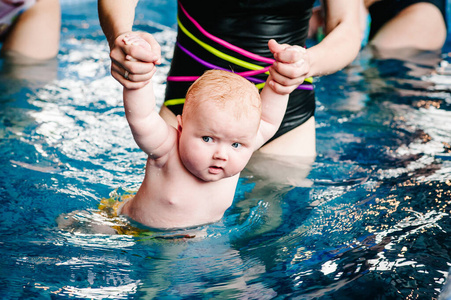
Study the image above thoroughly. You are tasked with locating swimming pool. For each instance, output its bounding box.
[1,1,450,299]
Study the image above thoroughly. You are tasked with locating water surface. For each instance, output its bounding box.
[0,1,450,299]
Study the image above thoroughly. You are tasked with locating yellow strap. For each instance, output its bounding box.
[255,82,265,90]
[164,98,186,106]
[178,17,313,84]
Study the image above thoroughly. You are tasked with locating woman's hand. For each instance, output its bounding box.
[267,39,310,95]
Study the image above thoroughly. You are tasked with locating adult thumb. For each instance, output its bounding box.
[268,39,286,55]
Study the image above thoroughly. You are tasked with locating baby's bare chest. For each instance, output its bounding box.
[143,163,237,213]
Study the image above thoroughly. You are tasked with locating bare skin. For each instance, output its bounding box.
[364,1,446,52]
[1,0,61,60]
[118,37,298,229]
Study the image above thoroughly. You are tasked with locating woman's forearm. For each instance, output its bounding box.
[306,27,360,77]
[306,0,361,77]
[98,0,138,48]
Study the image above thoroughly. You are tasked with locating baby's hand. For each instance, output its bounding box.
[110,31,160,89]
[267,39,310,95]
[123,33,153,61]
[121,33,158,83]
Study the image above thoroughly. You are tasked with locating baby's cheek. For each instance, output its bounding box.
[236,151,253,170]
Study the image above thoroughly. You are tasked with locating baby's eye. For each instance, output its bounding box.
[202,136,213,143]
[231,142,242,149]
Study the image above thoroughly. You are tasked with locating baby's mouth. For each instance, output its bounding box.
[208,166,223,174]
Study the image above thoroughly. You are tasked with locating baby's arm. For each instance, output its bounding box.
[255,39,304,148]
[122,35,176,159]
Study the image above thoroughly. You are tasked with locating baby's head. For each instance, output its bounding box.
[177,70,262,182]
[182,70,261,129]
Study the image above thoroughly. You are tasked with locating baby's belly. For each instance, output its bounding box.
[127,177,235,229]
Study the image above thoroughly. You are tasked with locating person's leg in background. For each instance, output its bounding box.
[1,0,61,60]
[366,0,446,52]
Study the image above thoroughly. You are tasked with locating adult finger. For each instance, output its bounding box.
[268,77,298,95]
[272,60,308,79]
[111,62,155,82]
[111,67,156,90]
[268,39,287,55]
[269,65,305,88]
[119,58,156,77]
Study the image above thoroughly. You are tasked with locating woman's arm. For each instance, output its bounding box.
[306,0,361,77]
[98,0,137,48]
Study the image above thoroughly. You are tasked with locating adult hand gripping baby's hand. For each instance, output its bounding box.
[267,39,310,95]
[110,31,161,89]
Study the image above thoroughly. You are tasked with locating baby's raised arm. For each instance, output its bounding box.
[122,35,177,159]
[255,39,304,148]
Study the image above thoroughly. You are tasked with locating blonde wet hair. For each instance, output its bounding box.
[182,70,261,121]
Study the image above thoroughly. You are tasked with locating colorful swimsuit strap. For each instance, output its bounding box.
[176,16,268,72]
[174,1,313,85]
[178,1,274,65]
[169,23,313,89]
[168,42,312,90]
[165,2,313,107]
[168,42,270,80]
[164,43,267,106]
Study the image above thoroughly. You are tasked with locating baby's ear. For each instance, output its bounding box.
[176,115,183,132]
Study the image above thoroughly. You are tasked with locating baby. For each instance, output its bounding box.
[119,34,300,229]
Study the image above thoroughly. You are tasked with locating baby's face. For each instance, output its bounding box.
[178,101,259,182]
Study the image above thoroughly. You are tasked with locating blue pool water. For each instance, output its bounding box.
[1,1,451,299]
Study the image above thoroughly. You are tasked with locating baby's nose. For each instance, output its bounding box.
[213,146,228,160]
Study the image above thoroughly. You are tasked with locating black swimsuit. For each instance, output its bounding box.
[368,0,447,40]
[165,0,316,142]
